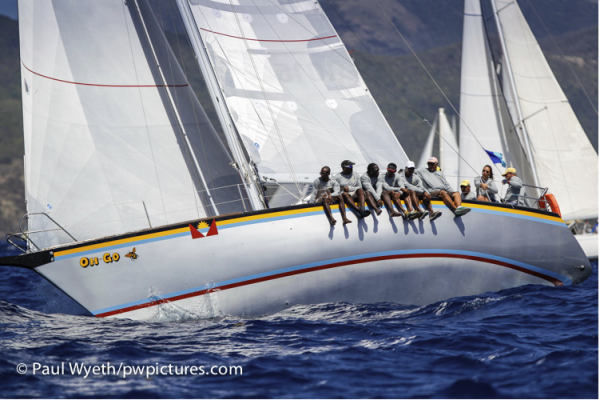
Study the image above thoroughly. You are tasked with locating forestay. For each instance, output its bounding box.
[459,0,534,193]
[177,0,407,189]
[19,0,244,249]
[493,0,598,220]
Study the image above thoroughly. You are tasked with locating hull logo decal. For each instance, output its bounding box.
[125,248,139,261]
[189,220,219,239]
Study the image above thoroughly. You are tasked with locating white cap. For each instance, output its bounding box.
[405,161,415,169]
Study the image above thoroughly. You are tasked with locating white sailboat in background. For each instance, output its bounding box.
[0,0,592,320]
[418,108,460,190]
[458,0,598,258]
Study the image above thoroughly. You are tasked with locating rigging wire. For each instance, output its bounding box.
[523,0,597,115]
[157,0,203,218]
[226,0,303,197]
[120,1,169,223]
[369,0,481,176]
[175,0,266,209]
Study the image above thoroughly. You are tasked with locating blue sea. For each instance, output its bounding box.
[0,243,597,399]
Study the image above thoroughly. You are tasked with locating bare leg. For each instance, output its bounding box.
[439,190,458,212]
[421,192,435,214]
[477,195,489,202]
[452,192,462,208]
[342,193,362,215]
[317,196,336,226]
[356,189,368,215]
[366,192,382,215]
[401,189,413,212]
[336,196,352,224]
[391,192,407,215]
[382,191,402,217]
[410,191,421,212]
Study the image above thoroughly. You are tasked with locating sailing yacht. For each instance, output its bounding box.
[0,0,592,320]
[458,0,598,258]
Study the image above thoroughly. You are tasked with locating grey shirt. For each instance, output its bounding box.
[415,167,454,193]
[334,171,361,190]
[474,176,498,201]
[311,177,340,202]
[401,170,428,194]
[503,176,525,205]
[360,173,383,201]
[461,191,477,201]
[380,172,404,192]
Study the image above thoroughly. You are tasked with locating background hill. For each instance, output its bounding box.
[0,1,597,237]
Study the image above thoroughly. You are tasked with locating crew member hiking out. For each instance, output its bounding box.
[311,166,351,226]
[361,163,383,216]
[334,160,370,218]
[416,157,471,217]
[380,163,417,219]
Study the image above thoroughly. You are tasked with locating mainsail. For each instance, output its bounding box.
[492,0,598,220]
[175,0,408,194]
[19,0,245,249]
[458,0,535,192]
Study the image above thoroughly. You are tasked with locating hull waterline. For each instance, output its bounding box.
[1,201,591,320]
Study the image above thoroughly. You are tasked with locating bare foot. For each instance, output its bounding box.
[376,208,382,216]
[330,219,337,226]
[343,219,352,225]
[390,212,402,218]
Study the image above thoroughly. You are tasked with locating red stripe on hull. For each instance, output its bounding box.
[94,254,561,318]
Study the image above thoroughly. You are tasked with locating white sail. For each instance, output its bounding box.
[438,108,460,190]
[459,0,535,196]
[493,0,598,220]
[418,114,437,169]
[176,0,408,190]
[19,0,244,249]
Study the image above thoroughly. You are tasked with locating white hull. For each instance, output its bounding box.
[575,234,598,261]
[4,201,590,321]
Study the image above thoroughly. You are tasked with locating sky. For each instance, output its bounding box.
[0,1,17,20]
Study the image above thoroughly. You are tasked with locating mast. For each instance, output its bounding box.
[490,0,540,187]
[132,0,219,215]
[174,0,265,211]
[438,108,445,171]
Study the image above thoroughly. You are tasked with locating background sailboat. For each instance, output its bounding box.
[418,108,460,190]
[458,0,597,223]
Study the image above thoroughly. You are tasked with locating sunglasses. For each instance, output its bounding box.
[320,171,330,175]
[483,170,491,173]
[387,169,397,172]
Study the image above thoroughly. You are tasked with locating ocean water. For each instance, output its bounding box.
[0,243,597,399]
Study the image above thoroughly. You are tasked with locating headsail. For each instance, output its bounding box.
[493,0,598,220]
[175,0,408,194]
[459,0,535,191]
[19,0,245,249]
[438,108,460,190]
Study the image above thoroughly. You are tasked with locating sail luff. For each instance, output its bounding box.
[176,0,266,210]
[490,0,540,188]
[458,0,536,199]
[132,0,219,215]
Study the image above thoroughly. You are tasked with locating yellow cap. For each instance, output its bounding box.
[502,167,516,176]
[460,180,470,187]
